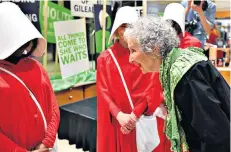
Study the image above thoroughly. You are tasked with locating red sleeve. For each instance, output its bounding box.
[41,67,60,148]
[97,56,120,118]
[0,131,27,152]
[132,98,147,118]
[145,73,164,115]
[132,72,164,117]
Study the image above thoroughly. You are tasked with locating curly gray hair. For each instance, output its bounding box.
[124,16,180,59]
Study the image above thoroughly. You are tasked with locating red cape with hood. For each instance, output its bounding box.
[0,58,60,152]
[97,42,170,152]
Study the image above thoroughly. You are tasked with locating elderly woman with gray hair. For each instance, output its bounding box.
[124,17,230,152]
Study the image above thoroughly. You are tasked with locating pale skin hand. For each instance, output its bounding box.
[116,111,136,129]
[185,0,193,16]
[30,148,50,152]
[185,0,204,16]
[119,112,137,134]
[31,144,50,152]
[191,0,203,14]
[191,0,212,34]
[35,144,47,150]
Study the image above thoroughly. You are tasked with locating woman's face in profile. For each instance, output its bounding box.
[126,37,162,74]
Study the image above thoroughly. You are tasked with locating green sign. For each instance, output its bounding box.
[54,19,90,79]
[158,12,164,17]
[50,69,96,92]
[49,60,96,92]
[57,33,88,65]
[39,1,74,43]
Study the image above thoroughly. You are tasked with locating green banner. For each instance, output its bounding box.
[39,1,74,43]
[50,69,96,92]
[158,12,164,17]
[48,61,96,92]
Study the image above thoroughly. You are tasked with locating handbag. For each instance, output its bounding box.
[0,67,58,152]
[108,49,160,152]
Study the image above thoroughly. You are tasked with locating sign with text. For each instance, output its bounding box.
[71,0,97,18]
[40,1,74,43]
[54,19,90,79]
[134,6,143,17]
[147,2,166,17]
[0,0,40,31]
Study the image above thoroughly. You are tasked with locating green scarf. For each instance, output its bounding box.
[160,47,207,152]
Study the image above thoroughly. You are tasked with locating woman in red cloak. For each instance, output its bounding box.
[0,3,60,152]
[164,3,202,49]
[97,6,171,152]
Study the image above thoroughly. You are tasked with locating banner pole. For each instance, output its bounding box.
[58,0,64,6]
[143,0,147,17]
[55,0,64,66]
[42,1,48,70]
[102,0,106,51]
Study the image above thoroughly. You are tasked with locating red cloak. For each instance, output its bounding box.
[179,32,202,49]
[0,58,60,152]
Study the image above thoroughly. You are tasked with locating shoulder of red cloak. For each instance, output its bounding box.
[181,32,202,48]
[97,49,111,61]
[189,36,202,48]
[28,57,41,64]
[28,58,51,85]
[98,43,121,59]
[27,57,43,70]
[97,44,121,68]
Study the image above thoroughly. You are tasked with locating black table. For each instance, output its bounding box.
[58,97,97,152]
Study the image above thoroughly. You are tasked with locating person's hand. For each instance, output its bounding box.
[191,0,204,15]
[31,148,50,152]
[35,144,47,150]
[119,112,137,134]
[187,0,193,8]
[31,144,50,152]
[120,126,131,134]
[130,112,137,122]
[159,103,167,116]
[116,112,136,130]
[185,0,193,15]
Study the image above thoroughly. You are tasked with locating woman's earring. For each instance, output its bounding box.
[152,55,157,59]
[152,54,160,60]
[23,50,28,55]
